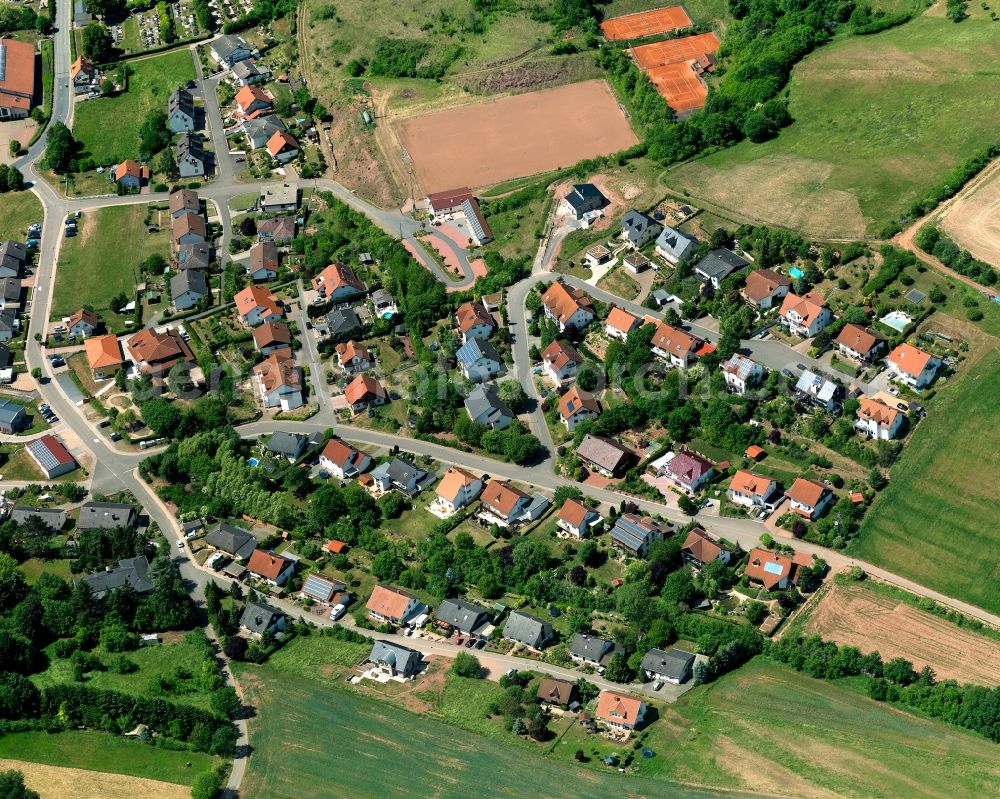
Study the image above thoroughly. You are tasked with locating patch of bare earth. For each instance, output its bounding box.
[0,760,188,799]
[711,737,836,799]
[938,159,1000,268]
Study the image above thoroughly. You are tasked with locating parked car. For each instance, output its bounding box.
[329,604,346,621]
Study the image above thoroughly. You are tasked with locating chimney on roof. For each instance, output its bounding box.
[255,616,263,626]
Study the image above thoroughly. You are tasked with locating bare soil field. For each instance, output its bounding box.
[938,158,1000,268]
[0,760,188,799]
[397,80,639,194]
[802,579,1000,686]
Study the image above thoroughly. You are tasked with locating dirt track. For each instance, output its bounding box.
[803,580,1000,686]
[0,759,188,799]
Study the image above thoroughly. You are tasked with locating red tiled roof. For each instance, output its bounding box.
[345,373,385,406]
[745,548,793,590]
[366,584,416,619]
[682,527,724,564]
[788,477,828,509]
[595,691,644,726]
[743,268,790,302]
[481,478,528,516]
[247,549,290,581]
[84,334,123,369]
[887,343,934,378]
[542,280,593,325]
[558,385,600,420]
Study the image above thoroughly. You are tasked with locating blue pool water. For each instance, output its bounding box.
[247,458,260,467]
[383,312,393,320]
[880,311,912,332]
[789,267,804,279]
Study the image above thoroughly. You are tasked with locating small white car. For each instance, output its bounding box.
[176,540,184,551]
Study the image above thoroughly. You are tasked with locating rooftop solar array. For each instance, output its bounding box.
[763,561,784,575]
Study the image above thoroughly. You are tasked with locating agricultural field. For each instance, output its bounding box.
[0,731,221,786]
[937,161,1000,267]
[0,760,188,799]
[72,50,197,165]
[849,346,1000,614]
[666,10,1000,238]
[801,577,1000,686]
[51,204,171,320]
[0,191,42,241]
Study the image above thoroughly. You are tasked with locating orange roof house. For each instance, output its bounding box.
[127,327,195,381]
[235,284,283,326]
[344,373,386,412]
[605,305,640,340]
[557,385,601,430]
[787,477,833,519]
[681,527,729,569]
[113,160,149,185]
[745,445,765,461]
[886,342,940,388]
[235,85,271,116]
[70,55,95,81]
[334,340,372,372]
[252,321,292,353]
[325,539,347,553]
[311,262,365,300]
[651,321,700,366]
[84,334,123,378]
[366,584,421,624]
[742,268,790,308]
[454,301,496,340]
[541,339,584,382]
[779,291,831,337]
[595,690,647,731]
[265,130,299,162]
[0,39,36,118]
[480,478,529,522]
[68,308,98,333]
[744,548,794,590]
[541,280,595,330]
[246,549,294,585]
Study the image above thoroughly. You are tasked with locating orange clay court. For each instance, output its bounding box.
[600,5,692,40]
[631,31,721,69]
[646,62,707,114]
[397,80,639,194]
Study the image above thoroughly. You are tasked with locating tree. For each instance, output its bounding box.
[86,0,127,16]
[139,109,171,158]
[604,651,634,683]
[140,398,181,437]
[692,660,708,685]
[190,770,221,799]
[370,551,404,582]
[82,21,114,63]
[744,600,768,625]
[43,122,75,173]
[156,146,178,180]
[211,686,241,718]
[0,770,39,799]
[677,494,700,515]
[451,651,482,678]
[868,468,887,491]
[884,656,916,686]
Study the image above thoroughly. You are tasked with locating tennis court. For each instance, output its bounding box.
[600,6,692,40]
[631,31,720,69]
[646,62,707,114]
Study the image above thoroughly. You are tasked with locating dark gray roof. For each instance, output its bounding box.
[243,114,285,141]
[369,639,422,676]
[266,431,307,458]
[204,522,257,560]
[456,337,502,369]
[81,556,154,598]
[10,506,66,531]
[695,249,749,283]
[0,309,17,333]
[386,457,425,488]
[435,598,489,634]
[0,398,25,426]
[233,61,261,79]
[240,601,284,635]
[170,268,208,299]
[177,244,212,270]
[168,87,194,118]
[564,183,606,213]
[621,210,661,240]
[180,518,204,534]
[570,633,620,664]
[0,343,11,369]
[0,278,21,303]
[77,501,137,531]
[0,241,27,264]
[177,132,207,161]
[641,647,695,680]
[464,384,514,426]
[212,34,251,61]
[502,611,553,649]
[324,308,361,338]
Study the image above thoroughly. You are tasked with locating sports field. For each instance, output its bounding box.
[665,11,1000,237]
[647,62,707,114]
[397,80,638,193]
[600,5,692,40]
[849,348,1000,614]
[631,32,720,68]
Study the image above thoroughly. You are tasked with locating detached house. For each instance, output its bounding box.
[204,522,258,561]
[744,547,812,591]
[252,321,291,355]
[246,550,295,586]
[253,351,303,411]
[335,340,373,373]
[247,241,279,281]
[541,280,595,332]
[557,385,600,431]
[541,339,584,384]
[243,114,286,150]
[855,396,904,440]
[537,678,577,709]
[577,434,635,478]
[595,691,647,731]
[886,343,940,389]
[641,648,695,684]
[266,130,299,164]
[556,498,602,539]
[235,285,283,326]
[787,477,834,520]
[655,225,696,265]
[651,322,701,368]
[240,601,285,639]
[344,373,387,414]
[502,611,554,650]
[177,133,208,178]
[127,327,196,385]
[454,301,495,343]
[369,640,422,678]
[71,56,97,94]
[605,306,641,341]
[620,210,662,248]
[167,87,196,133]
[570,634,620,668]
[319,436,371,479]
[235,85,272,117]
[114,160,148,189]
[835,324,884,363]
[610,513,668,558]
[84,334,124,380]
[681,527,731,570]
[464,383,515,430]
[435,598,490,636]
[211,34,253,66]
[456,337,504,382]
[721,353,763,395]
[0,240,27,278]
[561,183,606,219]
[77,501,136,531]
[694,249,748,290]
[480,479,531,526]
[779,291,831,338]
[433,467,483,516]
[742,268,791,310]
[67,308,98,338]
[666,451,714,493]
[369,457,427,496]
[727,470,782,512]
[795,369,840,412]
[311,263,365,302]
[366,584,425,626]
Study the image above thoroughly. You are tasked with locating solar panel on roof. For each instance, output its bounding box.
[763,561,783,575]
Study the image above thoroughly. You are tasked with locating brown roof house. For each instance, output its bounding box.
[247,241,279,282]
[246,550,295,587]
[454,301,496,343]
[742,268,791,310]
[67,308,98,338]
[787,477,834,520]
[172,211,207,246]
[576,434,636,478]
[536,678,578,709]
[479,478,531,526]
[651,322,701,368]
[366,584,426,626]
[665,451,715,493]
[344,373,386,415]
[556,498,602,539]
[127,327,197,386]
[595,691,647,732]
[84,334,124,380]
[252,321,292,356]
[252,351,303,411]
[335,340,373,374]
[541,280,595,332]
[681,527,731,570]
[835,323,884,363]
[169,188,200,218]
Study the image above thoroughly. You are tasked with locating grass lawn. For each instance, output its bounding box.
[0,731,221,786]
[51,204,171,320]
[0,445,82,482]
[73,49,197,164]
[666,11,1000,237]
[227,191,260,212]
[0,191,42,241]
[849,347,1000,614]
[19,557,76,584]
[0,393,50,435]
[596,264,641,301]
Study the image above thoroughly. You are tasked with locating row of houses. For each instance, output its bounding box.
[0,240,30,342]
[85,325,199,389]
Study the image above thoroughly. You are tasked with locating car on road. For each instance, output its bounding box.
[39,404,49,412]
[795,363,806,371]
[46,416,58,424]
[654,681,664,691]
[48,355,65,367]
[781,368,795,379]
[887,386,900,396]
[176,540,184,550]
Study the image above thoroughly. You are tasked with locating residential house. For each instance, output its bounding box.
[434,598,489,636]
[243,114,286,149]
[556,498,602,539]
[67,308,98,338]
[0,399,26,433]
[169,188,200,219]
[366,584,425,626]
[569,633,620,667]
[666,451,714,493]
[651,322,701,368]
[175,245,211,272]
[433,467,483,515]
[456,337,504,383]
[595,691,647,731]
[557,385,600,432]
[246,550,295,586]
[70,56,97,94]
[561,183,606,219]
[681,527,731,570]
[464,383,515,430]
[835,324,884,363]
[454,301,495,343]
[721,353,763,395]
[172,212,207,246]
[77,501,136,531]
[502,611,554,650]
[368,640,422,678]
[541,280,595,332]
[780,292,832,338]
[235,85,272,117]
[370,288,397,318]
[258,183,298,213]
[0,241,27,278]
[252,321,291,355]
[584,244,612,269]
[0,278,21,311]
[84,334,124,380]
[480,479,531,526]
[235,285,283,326]
[81,556,154,599]
[604,306,640,341]
[170,269,209,311]
[795,369,840,412]
[127,327,196,384]
[211,34,253,66]
[742,268,791,310]
[641,648,695,684]
[654,225,696,265]
[744,547,808,590]
[620,210,662,249]
[232,59,266,86]
[855,396,905,440]
[694,249,748,290]
[257,216,296,243]
[9,506,66,532]
[167,87,196,133]
[320,308,362,341]
[266,130,299,164]
[240,601,285,638]
[113,160,148,189]
[0,309,17,342]
[344,373,386,414]
[26,434,76,478]
[300,573,346,604]
[537,678,577,709]
[610,513,668,558]
[541,339,584,384]
[176,133,208,179]
[311,263,365,302]
[319,436,371,479]
[369,457,427,496]
[886,343,940,389]
[247,241,279,282]
[253,351,303,411]
[788,477,834,520]
[727,470,782,512]
[0,342,11,383]
[204,522,257,560]
[577,434,635,478]
[335,340,372,373]
[265,431,307,461]
[623,251,650,273]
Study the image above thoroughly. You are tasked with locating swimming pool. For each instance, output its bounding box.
[383,312,393,320]
[247,458,260,467]
[880,310,912,332]
[789,267,804,279]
